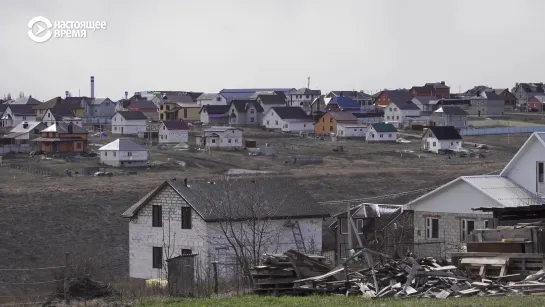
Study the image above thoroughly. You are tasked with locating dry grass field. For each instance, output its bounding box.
[0,129,529,298]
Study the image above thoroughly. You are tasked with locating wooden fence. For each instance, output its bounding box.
[6,163,64,177]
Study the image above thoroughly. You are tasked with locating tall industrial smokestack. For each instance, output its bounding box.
[90,76,95,98]
[124,91,128,99]
[65,91,69,98]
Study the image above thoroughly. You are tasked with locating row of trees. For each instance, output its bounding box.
[1,92,27,101]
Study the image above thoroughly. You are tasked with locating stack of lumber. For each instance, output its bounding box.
[251,250,332,295]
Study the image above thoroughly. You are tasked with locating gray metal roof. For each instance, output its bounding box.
[462,176,543,207]
[197,93,220,100]
[122,178,330,221]
[99,139,148,151]
[41,122,87,134]
[411,96,437,106]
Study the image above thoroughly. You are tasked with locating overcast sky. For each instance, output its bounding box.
[0,0,542,100]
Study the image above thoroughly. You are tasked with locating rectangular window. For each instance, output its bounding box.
[356,219,364,234]
[152,247,163,269]
[433,142,436,147]
[183,108,188,118]
[426,217,439,239]
[152,205,162,227]
[538,162,544,183]
[182,249,192,255]
[340,218,348,234]
[128,152,132,157]
[266,120,269,125]
[113,151,116,157]
[484,220,489,228]
[340,243,348,259]
[181,207,192,229]
[461,219,475,242]
[76,142,82,149]
[380,134,383,138]
[228,139,232,143]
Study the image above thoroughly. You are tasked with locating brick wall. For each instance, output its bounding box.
[412,211,492,260]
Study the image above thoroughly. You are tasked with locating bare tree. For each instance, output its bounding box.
[161,215,177,280]
[18,92,25,99]
[196,177,296,287]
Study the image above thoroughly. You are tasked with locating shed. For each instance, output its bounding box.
[167,254,198,297]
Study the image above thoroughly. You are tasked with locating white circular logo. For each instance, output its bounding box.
[27,16,53,43]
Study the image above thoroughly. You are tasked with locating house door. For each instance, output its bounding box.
[121,127,124,134]
[51,143,57,152]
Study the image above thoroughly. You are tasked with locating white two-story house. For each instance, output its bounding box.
[228,100,263,126]
[1,105,35,128]
[261,107,314,133]
[121,177,329,280]
[196,93,227,107]
[287,88,321,113]
[158,120,189,144]
[383,100,421,128]
[111,111,148,135]
[200,126,243,149]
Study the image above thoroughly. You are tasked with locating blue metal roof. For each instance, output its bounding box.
[331,97,360,109]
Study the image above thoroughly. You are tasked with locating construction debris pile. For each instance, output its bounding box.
[251,248,545,299]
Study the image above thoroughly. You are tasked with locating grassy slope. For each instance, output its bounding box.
[138,295,544,307]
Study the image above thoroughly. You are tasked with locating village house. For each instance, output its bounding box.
[163,102,200,122]
[111,111,148,135]
[1,105,35,128]
[127,100,159,120]
[326,91,374,110]
[325,97,361,112]
[314,111,361,136]
[159,95,195,120]
[411,96,437,112]
[41,105,82,127]
[196,93,228,107]
[197,127,243,149]
[365,123,397,142]
[33,122,88,153]
[219,88,295,103]
[383,99,421,128]
[513,83,545,106]
[228,100,264,126]
[0,121,46,153]
[98,138,149,167]
[410,82,450,99]
[61,97,87,118]
[158,120,189,144]
[527,95,545,111]
[199,105,230,126]
[432,98,471,112]
[121,177,329,280]
[374,90,412,109]
[33,97,64,120]
[470,91,506,117]
[421,126,463,153]
[261,107,314,133]
[405,132,545,259]
[429,106,468,129]
[309,95,327,115]
[256,94,287,114]
[287,88,321,113]
[8,96,42,106]
[81,98,116,124]
[352,110,384,125]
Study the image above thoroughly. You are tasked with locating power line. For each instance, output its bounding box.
[319,169,503,205]
[0,279,64,285]
[0,266,67,272]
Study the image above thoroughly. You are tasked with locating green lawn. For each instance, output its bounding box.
[138,295,545,307]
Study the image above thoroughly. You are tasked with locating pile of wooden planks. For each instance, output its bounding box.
[253,248,545,298]
[251,250,332,295]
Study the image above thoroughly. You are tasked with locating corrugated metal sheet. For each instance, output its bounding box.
[462,175,543,207]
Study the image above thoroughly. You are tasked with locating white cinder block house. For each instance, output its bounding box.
[228,100,264,126]
[121,177,329,280]
[98,138,149,167]
[406,132,545,259]
[421,126,463,153]
[158,120,189,144]
[337,124,368,138]
[429,106,468,129]
[261,107,314,133]
[111,111,148,135]
[365,123,397,142]
[201,127,243,149]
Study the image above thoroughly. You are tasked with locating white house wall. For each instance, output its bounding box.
[100,150,149,167]
[262,111,283,130]
[159,128,188,144]
[282,121,314,133]
[129,186,209,280]
[502,136,545,194]
[338,126,367,137]
[365,127,397,142]
[422,137,463,153]
[112,114,147,135]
